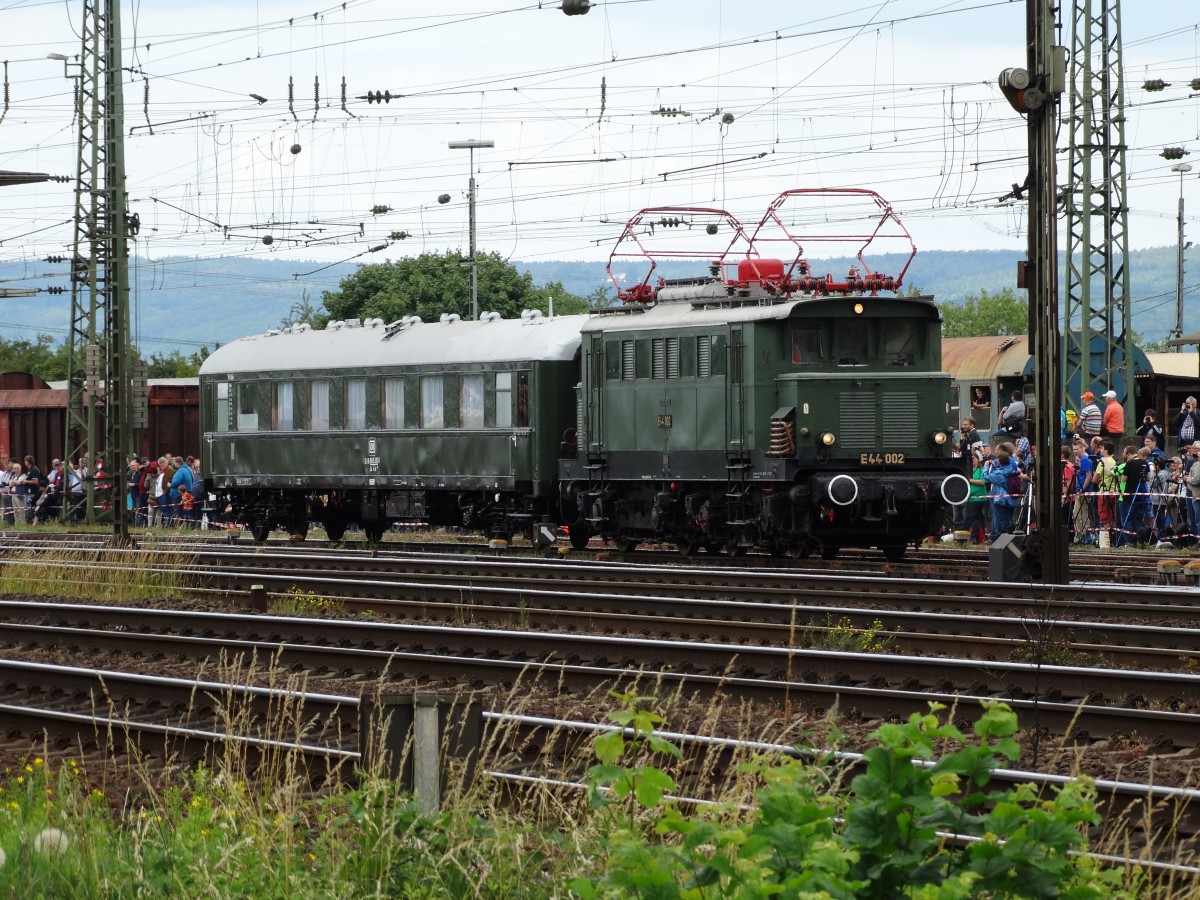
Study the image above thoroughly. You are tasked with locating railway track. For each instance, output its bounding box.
[5,529,1198,585]
[3,651,1199,870]
[3,599,1200,752]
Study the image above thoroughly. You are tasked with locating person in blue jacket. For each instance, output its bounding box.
[983,443,1023,541]
[168,455,194,528]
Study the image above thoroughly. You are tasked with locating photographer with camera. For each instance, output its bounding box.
[1171,397,1200,452]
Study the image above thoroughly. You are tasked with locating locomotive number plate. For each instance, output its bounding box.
[859,452,905,465]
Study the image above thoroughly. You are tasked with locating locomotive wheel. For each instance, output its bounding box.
[881,543,907,563]
[724,542,747,557]
[324,520,347,542]
[766,542,785,557]
[250,524,271,544]
[820,544,839,560]
[786,543,812,559]
[617,537,638,553]
[364,523,387,543]
[676,541,700,557]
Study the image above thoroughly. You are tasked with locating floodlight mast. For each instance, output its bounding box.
[448,140,494,321]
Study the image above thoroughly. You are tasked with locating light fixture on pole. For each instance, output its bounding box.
[1171,161,1193,348]
[448,139,493,321]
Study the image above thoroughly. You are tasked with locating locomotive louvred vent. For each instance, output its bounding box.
[884,392,919,444]
[839,392,878,449]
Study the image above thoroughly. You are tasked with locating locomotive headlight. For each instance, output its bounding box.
[930,430,948,447]
[819,431,836,447]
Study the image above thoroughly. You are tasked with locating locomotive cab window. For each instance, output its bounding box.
[835,320,869,366]
[882,319,922,367]
[790,325,823,366]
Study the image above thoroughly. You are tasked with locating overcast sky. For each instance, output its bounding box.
[3,0,1198,283]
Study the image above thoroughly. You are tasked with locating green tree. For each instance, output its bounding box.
[144,348,209,378]
[939,287,1028,338]
[320,250,588,324]
[279,289,321,330]
[0,335,71,381]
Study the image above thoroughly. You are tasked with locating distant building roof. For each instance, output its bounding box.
[1144,352,1200,378]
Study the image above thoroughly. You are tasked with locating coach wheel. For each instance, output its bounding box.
[617,537,639,553]
[820,544,839,560]
[881,543,907,563]
[325,520,347,542]
[250,524,271,544]
[364,523,386,543]
[676,540,700,557]
[724,542,747,557]
[287,516,308,542]
[568,524,591,551]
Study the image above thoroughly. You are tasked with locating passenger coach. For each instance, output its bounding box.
[199,312,583,542]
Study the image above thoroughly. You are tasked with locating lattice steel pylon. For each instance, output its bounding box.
[1063,0,1134,433]
[62,0,131,540]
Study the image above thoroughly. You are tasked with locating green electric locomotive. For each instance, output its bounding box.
[558,189,970,560]
[198,311,583,542]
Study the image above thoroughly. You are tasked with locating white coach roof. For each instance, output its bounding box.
[200,314,586,376]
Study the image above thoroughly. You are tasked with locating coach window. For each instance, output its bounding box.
[215,382,231,432]
[309,380,330,431]
[346,379,366,430]
[383,377,404,429]
[273,382,294,431]
[835,319,869,366]
[462,374,485,428]
[516,371,529,427]
[791,325,823,366]
[421,376,444,428]
[236,383,258,431]
[495,372,513,427]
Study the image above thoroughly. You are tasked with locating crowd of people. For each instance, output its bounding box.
[0,452,211,527]
[952,392,1200,548]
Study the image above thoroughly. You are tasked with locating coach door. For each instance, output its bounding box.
[726,326,746,453]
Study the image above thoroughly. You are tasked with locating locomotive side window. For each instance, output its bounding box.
[621,340,634,380]
[835,320,869,366]
[310,380,330,431]
[680,337,696,377]
[697,336,711,377]
[461,374,485,428]
[791,325,823,366]
[273,382,294,431]
[666,337,680,378]
[883,319,921,367]
[215,382,230,433]
[496,372,513,427]
[346,379,367,430]
[651,338,665,379]
[710,335,728,375]
[605,341,621,380]
[421,376,444,429]
[383,377,404,429]
[236,383,259,432]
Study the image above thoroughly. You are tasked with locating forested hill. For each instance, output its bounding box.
[0,246,1192,353]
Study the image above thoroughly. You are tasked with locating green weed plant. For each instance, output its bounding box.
[572,694,1140,899]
